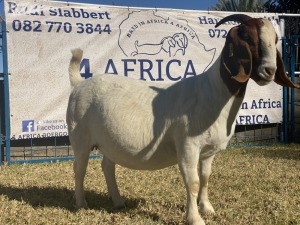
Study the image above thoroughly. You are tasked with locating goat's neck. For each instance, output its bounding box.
[200,55,247,100]
[155,56,248,128]
[195,56,248,134]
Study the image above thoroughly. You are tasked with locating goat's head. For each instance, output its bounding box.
[216,14,298,89]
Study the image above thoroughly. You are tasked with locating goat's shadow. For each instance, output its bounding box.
[0,185,176,223]
[137,69,240,157]
[0,185,145,212]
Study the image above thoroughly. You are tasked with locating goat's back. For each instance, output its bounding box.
[67,74,181,169]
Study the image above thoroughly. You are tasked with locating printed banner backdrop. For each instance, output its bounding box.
[4,0,284,140]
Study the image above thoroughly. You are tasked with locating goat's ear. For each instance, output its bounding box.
[223,27,252,83]
[274,49,299,88]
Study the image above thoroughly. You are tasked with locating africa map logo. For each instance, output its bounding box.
[118,10,216,73]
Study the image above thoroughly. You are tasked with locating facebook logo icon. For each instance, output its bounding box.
[22,120,34,132]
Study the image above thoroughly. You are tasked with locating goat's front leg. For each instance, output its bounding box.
[198,155,215,214]
[101,156,125,209]
[178,145,205,225]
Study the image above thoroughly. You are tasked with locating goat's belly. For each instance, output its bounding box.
[101,143,178,170]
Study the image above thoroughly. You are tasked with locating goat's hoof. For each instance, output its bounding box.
[199,200,215,215]
[111,197,126,210]
[75,201,88,209]
[75,204,89,210]
[73,194,88,209]
[114,203,126,211]
[187,216,205,225]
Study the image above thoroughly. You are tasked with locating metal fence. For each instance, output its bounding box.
[7,137,102,164]
[1,124,282,164]
[0,15,299,165]
[282,34,300,143]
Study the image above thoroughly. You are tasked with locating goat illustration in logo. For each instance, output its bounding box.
[131,33,188,57]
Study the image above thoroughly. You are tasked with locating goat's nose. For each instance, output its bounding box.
[265,67,276,76]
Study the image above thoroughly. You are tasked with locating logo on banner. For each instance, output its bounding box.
[114,10,216,82]
[118,10,204,58]
[22,120,34,132]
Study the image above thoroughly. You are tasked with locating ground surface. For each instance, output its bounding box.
[0,144,299,224]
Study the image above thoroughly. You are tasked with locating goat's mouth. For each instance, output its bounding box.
[252,73,274,86]
[255,66,276,86]
[260,72,274,80]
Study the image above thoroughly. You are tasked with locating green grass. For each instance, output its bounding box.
[0,144,300,224]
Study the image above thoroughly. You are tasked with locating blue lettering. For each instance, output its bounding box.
[105,59,118,74]
[49,7,57,16]
[31,4,45,16]
[236,114,270,125]
[155,59,164,81]
[262,115,269,123]
[198,16,208,24]
[256,115,263,124]
[166,60,181,81]
[80,58,93,78]
[246,115,252,124]
[122,59,136,76]
[7,2,45,16]
[183,60,197,78]
[8,2,17,13]
[139,59,155,81]
[71,8,81,18]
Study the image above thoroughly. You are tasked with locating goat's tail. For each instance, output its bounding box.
[69,48,84,88]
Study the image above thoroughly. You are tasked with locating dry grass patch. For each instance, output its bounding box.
[0,144,299,224]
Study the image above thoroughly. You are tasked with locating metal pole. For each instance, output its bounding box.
[0,74,3,165]
[0,20,4,166]
[280,18,289,143]
[0,112,3,165]
[290,36,296,142]
[2,20,11,164]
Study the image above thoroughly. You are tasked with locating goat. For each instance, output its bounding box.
[131,32,188,57]
[66,14,298,225]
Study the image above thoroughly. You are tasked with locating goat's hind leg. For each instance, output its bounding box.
[198,155,215,214]
[101,155,125,209]
[73,144,90,209]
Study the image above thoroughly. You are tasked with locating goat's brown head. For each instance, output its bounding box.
[216,14,298,89]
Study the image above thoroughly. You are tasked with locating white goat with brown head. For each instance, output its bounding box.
[67,14,298,225]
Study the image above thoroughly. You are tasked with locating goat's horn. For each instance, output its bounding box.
[215,14,252,28]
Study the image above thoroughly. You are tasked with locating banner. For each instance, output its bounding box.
[4,0,284,140]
